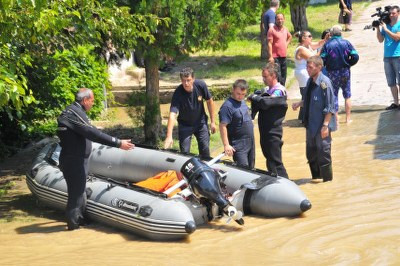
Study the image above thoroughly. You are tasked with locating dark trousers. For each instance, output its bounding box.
[306,130,332,167]
[60,155,88,228]
[232,137,255,169]
[260,131,288,178]
[274,57,287,86]
[179,122,210,159]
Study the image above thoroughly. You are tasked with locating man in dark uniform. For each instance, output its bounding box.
[248,63,288,178]
[292,56,337,182]
[219,79,255,168]
[164,67,216,159]
[57,88,134,230]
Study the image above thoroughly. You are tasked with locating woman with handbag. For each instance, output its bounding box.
[339,0,353,31]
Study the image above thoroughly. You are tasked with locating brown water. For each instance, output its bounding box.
[1,104,400,265]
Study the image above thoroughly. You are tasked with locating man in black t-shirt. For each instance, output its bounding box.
[164,67,216,159]
[219,79,255,168]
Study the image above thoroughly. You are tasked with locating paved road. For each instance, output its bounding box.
[288,0,396,108]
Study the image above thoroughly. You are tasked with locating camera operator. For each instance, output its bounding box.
[375,6,400,110]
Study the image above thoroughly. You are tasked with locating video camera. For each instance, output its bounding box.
[364,6,392,30]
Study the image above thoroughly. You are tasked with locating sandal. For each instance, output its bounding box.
[385,103,399,110]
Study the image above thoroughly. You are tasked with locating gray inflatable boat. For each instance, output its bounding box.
[89,143,312,217]
[26,142,311,241]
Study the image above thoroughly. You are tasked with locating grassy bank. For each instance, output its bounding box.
[167,0,371,88]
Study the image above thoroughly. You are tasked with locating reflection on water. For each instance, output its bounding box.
[1,105,400,265]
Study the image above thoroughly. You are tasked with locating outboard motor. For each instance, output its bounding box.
[181,157,244,225]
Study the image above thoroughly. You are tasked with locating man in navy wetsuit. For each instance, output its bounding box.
[164,67,216,159]
[248,63,288,178]
[57,88,134,230]
[219,79,255,168]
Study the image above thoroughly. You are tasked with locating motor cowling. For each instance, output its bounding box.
[181,157,229,209]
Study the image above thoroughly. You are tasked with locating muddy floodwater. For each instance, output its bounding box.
[1,103,400,265]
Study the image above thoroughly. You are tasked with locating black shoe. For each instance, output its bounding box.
[309,162,321,179]
[67,223,80,231]
[385,103,398,110]
[320,163,333,182]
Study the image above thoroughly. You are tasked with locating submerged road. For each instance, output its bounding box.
[1,0,400,265]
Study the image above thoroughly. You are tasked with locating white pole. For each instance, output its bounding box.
[163,179,187,196]
[206,152,225,166]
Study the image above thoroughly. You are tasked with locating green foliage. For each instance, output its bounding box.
[209,86,231,101]
[247,79,265,93]
[124,0,254,59]
[0,43,36,126]
[0,181,15,198]
[27,120,58,139]
[27,45,110,119]
[0,0,157,153]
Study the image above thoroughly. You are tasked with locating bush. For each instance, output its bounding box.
[209,86,231,101]
[0,45,111,155]
[27,45,111,120]
[247,79,264,93]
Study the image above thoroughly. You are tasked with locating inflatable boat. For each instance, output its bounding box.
[26,142,312,240]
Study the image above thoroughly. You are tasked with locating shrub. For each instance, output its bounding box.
[209,85,231,101]
[0,45,111,155]
[27,45,111,120]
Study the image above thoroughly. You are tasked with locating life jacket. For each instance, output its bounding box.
[135,170,184,197]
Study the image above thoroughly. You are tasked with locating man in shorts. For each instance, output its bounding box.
[375,6,400,110]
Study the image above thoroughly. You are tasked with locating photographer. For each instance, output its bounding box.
[375,6,400,110]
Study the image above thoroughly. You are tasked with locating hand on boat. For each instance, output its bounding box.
[120,139,135,150]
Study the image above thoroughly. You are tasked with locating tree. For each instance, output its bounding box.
[120,0,255,144]
[289,0,309,32]
[260,1,270,60]
[0,0,157,150]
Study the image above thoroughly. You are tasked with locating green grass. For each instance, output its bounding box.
[0,181,15,198]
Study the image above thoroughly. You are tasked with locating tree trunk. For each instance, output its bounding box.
[144,56,161,145]
[260,13,268,60]
[290,4,308,32]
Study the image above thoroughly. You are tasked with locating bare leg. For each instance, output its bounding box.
[335,112,339,128]
[345,98,352,123]
[390,85,399,106]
